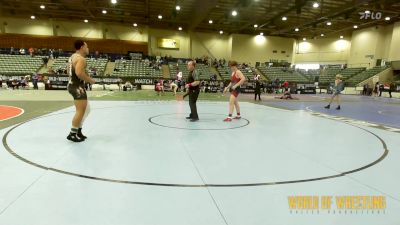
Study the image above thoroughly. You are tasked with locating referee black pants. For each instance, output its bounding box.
[189,89,200,119]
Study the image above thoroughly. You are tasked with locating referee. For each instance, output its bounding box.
[185,60,200,122]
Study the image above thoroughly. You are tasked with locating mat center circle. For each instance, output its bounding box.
[148,113,250,130]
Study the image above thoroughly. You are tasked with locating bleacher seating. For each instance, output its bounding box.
[112,60,162,78]
[318,66,365,84]
[0,54,43,75]
[52,56,108,76]
[51,56,69,71]
[216,66,231,80]
[346,66,389,86]
[169,62,214,80]
[340,67,366,79]
[257,66,309,83]
[297,69,320,82]
[239,67,255,80]
[169,62,189,79]
[196,64,214,80]
[87,58,108,76]
[318,65,340,84]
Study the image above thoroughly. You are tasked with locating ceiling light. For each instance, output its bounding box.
[84,19,89,23]
[295,28,299,32]
[327,21,332,26]
[353,25,358,29]
[158,15,162,19]
[133,23,137,27]
[209,20,213,24]
[313,2,319,8]
[176,5,181,11]
[178,27,182,31]
[111,0,117,4]
[340,35,344,39]
[303,38,307,41]
[254,24,258,28]
[30,15,35,19]
[282,16,287,21]
[231,10,238,16]
[320,34,324,37]
[259,32,264,36]
[102,10,107,14]
[385,17,391,21]
[40,5,45,9]
[219,30,223,34]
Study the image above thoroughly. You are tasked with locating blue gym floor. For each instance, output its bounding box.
[261,94,400,129]
[0,100,399,225]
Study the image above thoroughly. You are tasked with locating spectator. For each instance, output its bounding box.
[170,80,178,95]
[373,82,379,97]
[389,82,395,98]
[43,57,49,67]
[155,81,162,96]
[19,48,25,55]
[32,73,39,90]
[379,83,384,97]
[11,79,19,89]
[283,80,289,91]
[29,47,34,57]
[362,84,368,96]
[124,81,132,91]
[254,80,262,101]
[20,77,28,89]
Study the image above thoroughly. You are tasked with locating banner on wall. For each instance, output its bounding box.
[157,38,180,49]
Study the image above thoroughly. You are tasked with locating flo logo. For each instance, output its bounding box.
[359,11,382,20]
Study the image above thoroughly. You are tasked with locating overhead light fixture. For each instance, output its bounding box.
[303,38,307,41]
[133,23,137,27]
[30,15,36,19]
[209,20,213,24]
[231,10,238,16]
[40,5,45,9]
[111,0,117,4]
[176,5,181,11]
[254,24,258,28]
[313,2,319,8]
[340,35,344,39]
[320,33,324,37]
[158,15,162,19]
[178,27,182,31]
[102,10,107,14]
[219,30,223,34]
[385,17,391,21]
[84,19,89,23]
[282,16,287,21]
[295,28,299,32]
[327,21,332,26]
[353,25,358,29]
[365,10,371,14]
[259,32,264,36]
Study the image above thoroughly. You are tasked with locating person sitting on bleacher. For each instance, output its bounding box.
[11,79,19,90]
[124,81,132,91]
[20,77,28,89]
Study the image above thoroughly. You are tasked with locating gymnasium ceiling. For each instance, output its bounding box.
[0,0,400,39]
